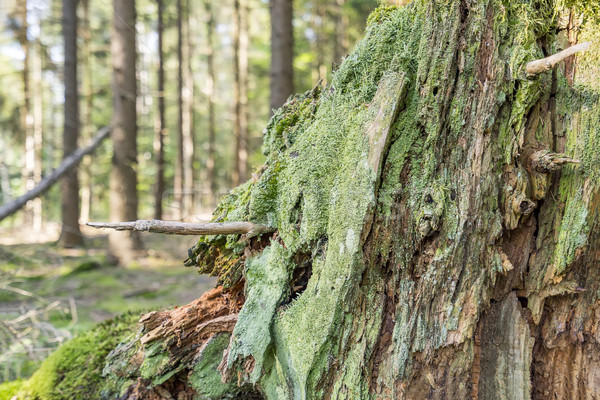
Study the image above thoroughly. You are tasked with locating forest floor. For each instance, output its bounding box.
[0,226,215,383]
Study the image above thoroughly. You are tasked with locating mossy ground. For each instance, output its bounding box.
[0,229,214,386]
[13,312,139,400]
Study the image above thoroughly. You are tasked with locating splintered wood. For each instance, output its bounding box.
[139,286,242,349]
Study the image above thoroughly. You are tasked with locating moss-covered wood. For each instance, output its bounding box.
[8,0,600,398]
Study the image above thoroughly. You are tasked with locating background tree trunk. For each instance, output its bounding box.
[153,0,166,220]
[182,0,195,219]
[233,0,249,186]
[79,0,94,225]
[58,0,84,248]
[332,0,347,65]
[312,1,326,83]
[269,0,294,113]
[18,0,36,229]
[204,0,216,208]
[109,0,141,264]
[174,0,184,220]
[32,35,43,232]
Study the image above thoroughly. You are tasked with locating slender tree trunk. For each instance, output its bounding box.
[204,0,216,208]
[233,0,249,186]
[18,0,35,228]
[58,0,84,247]
[153,0,166,220]
[110,0,141,264]
[182,0,195,219]
[79,0,94,224]
[269,0,293,112]
[313,1,326,83]
[31,35,43,231]
[239,0,249,184]
[174,0,185,220]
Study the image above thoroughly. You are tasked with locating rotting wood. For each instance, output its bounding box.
[526,41,591,76]
[87,219,274,236]
[0,126,111,222]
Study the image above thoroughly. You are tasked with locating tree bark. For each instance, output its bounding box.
[17,2,600,399]
[154,0,166,220]
[110,0,141,264]
[58,0,84,248]
[269,0,294,113]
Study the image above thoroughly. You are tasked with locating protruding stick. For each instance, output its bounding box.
[526,41,591,76]
[529,149,580,173]
[87,219,274,236]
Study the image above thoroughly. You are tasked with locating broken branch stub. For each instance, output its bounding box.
[87,219,274,236]
[526,41,591,76]
[529,149,580,173]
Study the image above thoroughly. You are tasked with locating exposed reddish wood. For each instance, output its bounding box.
[140,286,241,348]
[119,376,196,400]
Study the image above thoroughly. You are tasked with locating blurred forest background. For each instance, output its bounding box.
[0,0,384,385]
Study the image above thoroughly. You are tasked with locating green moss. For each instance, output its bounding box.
[0,380,23,399]
[366,4,398,27]
[14,312,139,400]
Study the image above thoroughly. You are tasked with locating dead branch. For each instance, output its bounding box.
[0,126,111,222]
[526,41,591,76]
[529,149,580,173]
[87,219,274,236]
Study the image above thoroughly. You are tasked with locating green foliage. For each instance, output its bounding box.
[13,312,139,400]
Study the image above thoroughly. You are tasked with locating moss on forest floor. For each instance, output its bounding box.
[0,229,215,385]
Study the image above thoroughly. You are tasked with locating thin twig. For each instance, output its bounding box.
[526,42,591,76]
[87,219,274,237]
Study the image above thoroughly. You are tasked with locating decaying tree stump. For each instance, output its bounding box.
[11,1,600,399]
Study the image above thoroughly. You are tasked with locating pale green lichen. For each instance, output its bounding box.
[226,241,294,383]
[189,334,239,399]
